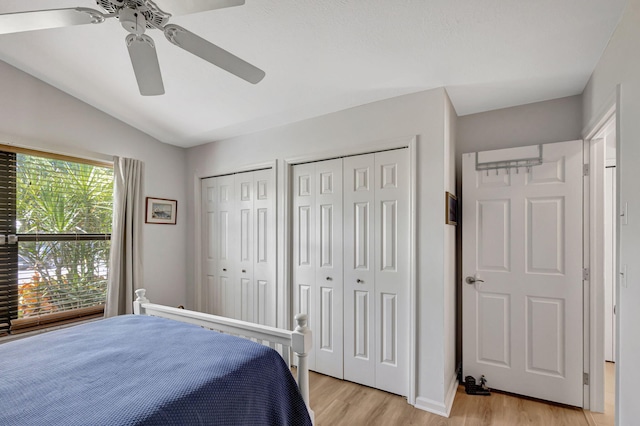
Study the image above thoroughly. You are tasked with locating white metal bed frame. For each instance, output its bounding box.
[132,289,313,421]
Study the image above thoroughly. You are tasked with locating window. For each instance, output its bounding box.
[0,147,113,335]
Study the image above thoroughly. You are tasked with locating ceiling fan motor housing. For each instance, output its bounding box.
[118,6,146,35]
[97,0,171,29]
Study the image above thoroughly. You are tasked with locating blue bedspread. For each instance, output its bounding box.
[0,315,312,425]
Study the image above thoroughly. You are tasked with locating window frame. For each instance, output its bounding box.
[0,145,113,336]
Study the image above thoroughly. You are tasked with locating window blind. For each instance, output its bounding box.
[0,151,17,336]
[0,150,113,335]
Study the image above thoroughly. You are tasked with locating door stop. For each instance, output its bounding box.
[464,375,491,396]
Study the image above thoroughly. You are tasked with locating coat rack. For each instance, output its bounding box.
[475,144,543,174]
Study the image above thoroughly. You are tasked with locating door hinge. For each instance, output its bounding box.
[583,268,590,281]
[583,164,590,176]
[584,372,589,385]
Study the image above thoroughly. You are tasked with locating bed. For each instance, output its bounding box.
[0,289,313,425]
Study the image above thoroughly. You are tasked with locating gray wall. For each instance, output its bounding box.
[454,94,583,369]
[457,95,583,156]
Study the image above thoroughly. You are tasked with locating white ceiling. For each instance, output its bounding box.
[0,0,627,148]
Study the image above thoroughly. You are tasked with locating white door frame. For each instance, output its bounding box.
[583,89,619,412]
[283,135,418,404]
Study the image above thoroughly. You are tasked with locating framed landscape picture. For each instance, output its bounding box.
[145,197,177,225]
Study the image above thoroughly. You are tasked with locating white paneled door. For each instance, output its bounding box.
[201,169,276,327]
[343,150,409,395]
[252,169,277,327]
[293,159,344,378]
[294,148,409,395]
[343,153,376,387]
[203,174,235,319]
[462,140,584,406]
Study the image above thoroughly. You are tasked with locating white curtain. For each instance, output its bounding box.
[105,156,144,317]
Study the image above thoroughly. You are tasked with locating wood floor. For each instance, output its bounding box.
[309,371,590,426]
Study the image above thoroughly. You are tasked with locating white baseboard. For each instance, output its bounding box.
[414,374,459,417]
[444,373,458,416]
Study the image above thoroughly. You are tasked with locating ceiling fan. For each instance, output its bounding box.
[0,0,265,95]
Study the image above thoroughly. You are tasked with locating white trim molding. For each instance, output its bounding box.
[414,373,458,418]
[584,98,618,413]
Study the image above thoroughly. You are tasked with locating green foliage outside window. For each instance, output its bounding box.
[16,155,113,317]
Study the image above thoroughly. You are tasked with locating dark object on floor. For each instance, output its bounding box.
[465,375,491,395]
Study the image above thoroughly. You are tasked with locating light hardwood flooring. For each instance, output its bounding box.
[309,371,590,426]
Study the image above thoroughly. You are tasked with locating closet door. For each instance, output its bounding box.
[202,169,276,326]
[343,153,376,387]
[235,173,254,322]
[202,175,237,319]
[315,159,344,378]
[343,149,409,395]
[252,169,277,327]
[202,177,218,314]
[293,163,317,370]
[374,149,409,395]
[293,160,344,378]
[292,150,408,392]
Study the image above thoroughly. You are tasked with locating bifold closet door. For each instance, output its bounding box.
[373,149,409,395]
[343,149,409,396]
[343,153,376,388]
[251,169,277,327]
[202,175,236,319]
[292,149,408,393]
[293,159,344,379]
[201,170,276,327]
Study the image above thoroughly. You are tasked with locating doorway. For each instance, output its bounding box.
[586,111,617,425]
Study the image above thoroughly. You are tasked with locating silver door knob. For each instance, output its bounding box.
[465,276,485,285]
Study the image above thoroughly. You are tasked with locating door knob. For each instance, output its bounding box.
[326,277,333,281]
[356,279,363,284]
[465,276,485,285]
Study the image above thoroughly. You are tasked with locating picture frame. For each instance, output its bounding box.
[145,197,177,225]
[445,191,458,225]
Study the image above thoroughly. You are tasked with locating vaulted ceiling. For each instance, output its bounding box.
[0,0,627,147]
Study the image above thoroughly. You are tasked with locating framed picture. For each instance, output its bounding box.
[145,197,177,225]
[445,192,458,225]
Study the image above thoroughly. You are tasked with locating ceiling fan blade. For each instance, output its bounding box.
[126,34,165,96]
[164,24,265,84]
[156,0,245,17]
[0,8,109,36]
